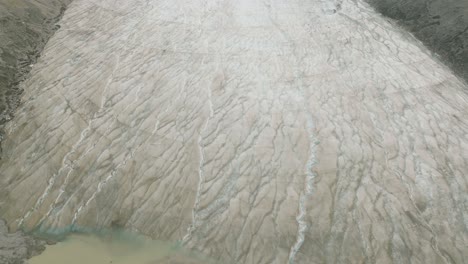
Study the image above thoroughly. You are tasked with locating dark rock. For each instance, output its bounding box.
[365,0,468,82]
[0,0,72,126]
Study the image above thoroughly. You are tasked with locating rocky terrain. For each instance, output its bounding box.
[0,0,467,263]
[0,0,71,129]
[0,219,47,264]
[0,1,71,263]
[365,0,468,81]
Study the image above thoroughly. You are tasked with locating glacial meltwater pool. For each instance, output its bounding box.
[29,233,211,264]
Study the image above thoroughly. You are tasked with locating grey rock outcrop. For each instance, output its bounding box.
[0,219,46,264]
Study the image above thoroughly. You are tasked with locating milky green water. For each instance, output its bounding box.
[29,233,209,264]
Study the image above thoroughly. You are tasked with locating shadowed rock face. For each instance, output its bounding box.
[0,0,71,125]
[0,0,468,263]
[365,0,468,81]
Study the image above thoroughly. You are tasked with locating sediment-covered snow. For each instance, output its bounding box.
[0,0,467,263]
